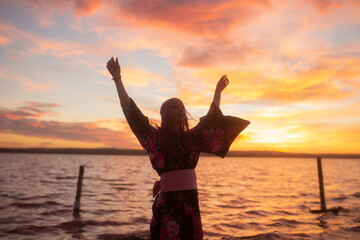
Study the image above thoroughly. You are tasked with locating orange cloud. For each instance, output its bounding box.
[178,41,259,68]
[0,23,27,43]
[13,76,54,93]
[117,0,272,36]
[0,102,60,120]
[0,133,107,148]
[0,102,139,149]
[0,34,12,46]
[306,0,343,13]
[169,47,360,119]
[217,52,360,104]
[74,0,102,17]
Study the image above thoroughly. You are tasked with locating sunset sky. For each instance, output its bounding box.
[0,0,359,154]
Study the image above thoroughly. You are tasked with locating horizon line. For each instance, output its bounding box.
[0,147,359,159]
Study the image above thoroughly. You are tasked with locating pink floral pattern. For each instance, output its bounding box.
[124,98,250,239]
[141,133,165,170]
[167,220,180,239]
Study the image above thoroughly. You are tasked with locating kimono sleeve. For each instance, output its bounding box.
[123,98,156,150]
[192,104,250,158]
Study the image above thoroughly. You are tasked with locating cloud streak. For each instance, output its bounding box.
[0,102,139,148]
[1,102,60,120]
[0,23,89,58]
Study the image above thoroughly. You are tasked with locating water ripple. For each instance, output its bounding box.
[0,154,359,239]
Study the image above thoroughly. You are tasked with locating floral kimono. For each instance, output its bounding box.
[123,98,250,240]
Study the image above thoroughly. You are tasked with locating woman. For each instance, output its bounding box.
[106,57,250,239]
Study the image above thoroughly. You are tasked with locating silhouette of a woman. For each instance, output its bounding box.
[107,57,250,240]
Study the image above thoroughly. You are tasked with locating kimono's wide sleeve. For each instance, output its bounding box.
[123,98,156,150]
[192,104,250,158]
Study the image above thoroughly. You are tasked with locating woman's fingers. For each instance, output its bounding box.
[220,75,228,82]
[106,58,115,73]
[219,74,229,90]
[220,75,229,84]
[107,57,113,64]
[107,57,120,67]
[107,57,116,67]
[106,57,121,78]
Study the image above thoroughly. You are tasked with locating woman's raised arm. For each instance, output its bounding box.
[106,57,130,113]
[207,75,229,114]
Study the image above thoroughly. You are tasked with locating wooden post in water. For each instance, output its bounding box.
[310,157,341,214]
[317,157,327,211]
[73,165,84,217]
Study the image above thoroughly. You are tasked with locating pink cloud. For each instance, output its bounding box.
[178,41,259,67]
[117,0,272,36]
[306,0,343,13]
[0,102,139,148]
[1,102,59,120]
[74,0,102,17]
[13,76,54,93]
[0,34,12,46]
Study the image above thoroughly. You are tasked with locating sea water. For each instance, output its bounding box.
[0,153,359,239]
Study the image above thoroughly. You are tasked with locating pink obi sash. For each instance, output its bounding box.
[152,169,197,197]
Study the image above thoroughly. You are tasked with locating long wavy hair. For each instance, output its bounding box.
[160,98,189,132]
[158,98,190,159]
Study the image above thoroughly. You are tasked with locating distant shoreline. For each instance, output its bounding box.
[0,148,359,159]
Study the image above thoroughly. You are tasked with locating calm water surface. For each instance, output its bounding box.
[0,153,359,239]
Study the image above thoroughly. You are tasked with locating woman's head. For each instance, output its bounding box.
[160,98,188,132]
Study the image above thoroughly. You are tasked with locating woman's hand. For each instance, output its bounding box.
[106,57,130,111]
[106,57,121,79]
[208,75,229,112]
[215,75,229,94]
